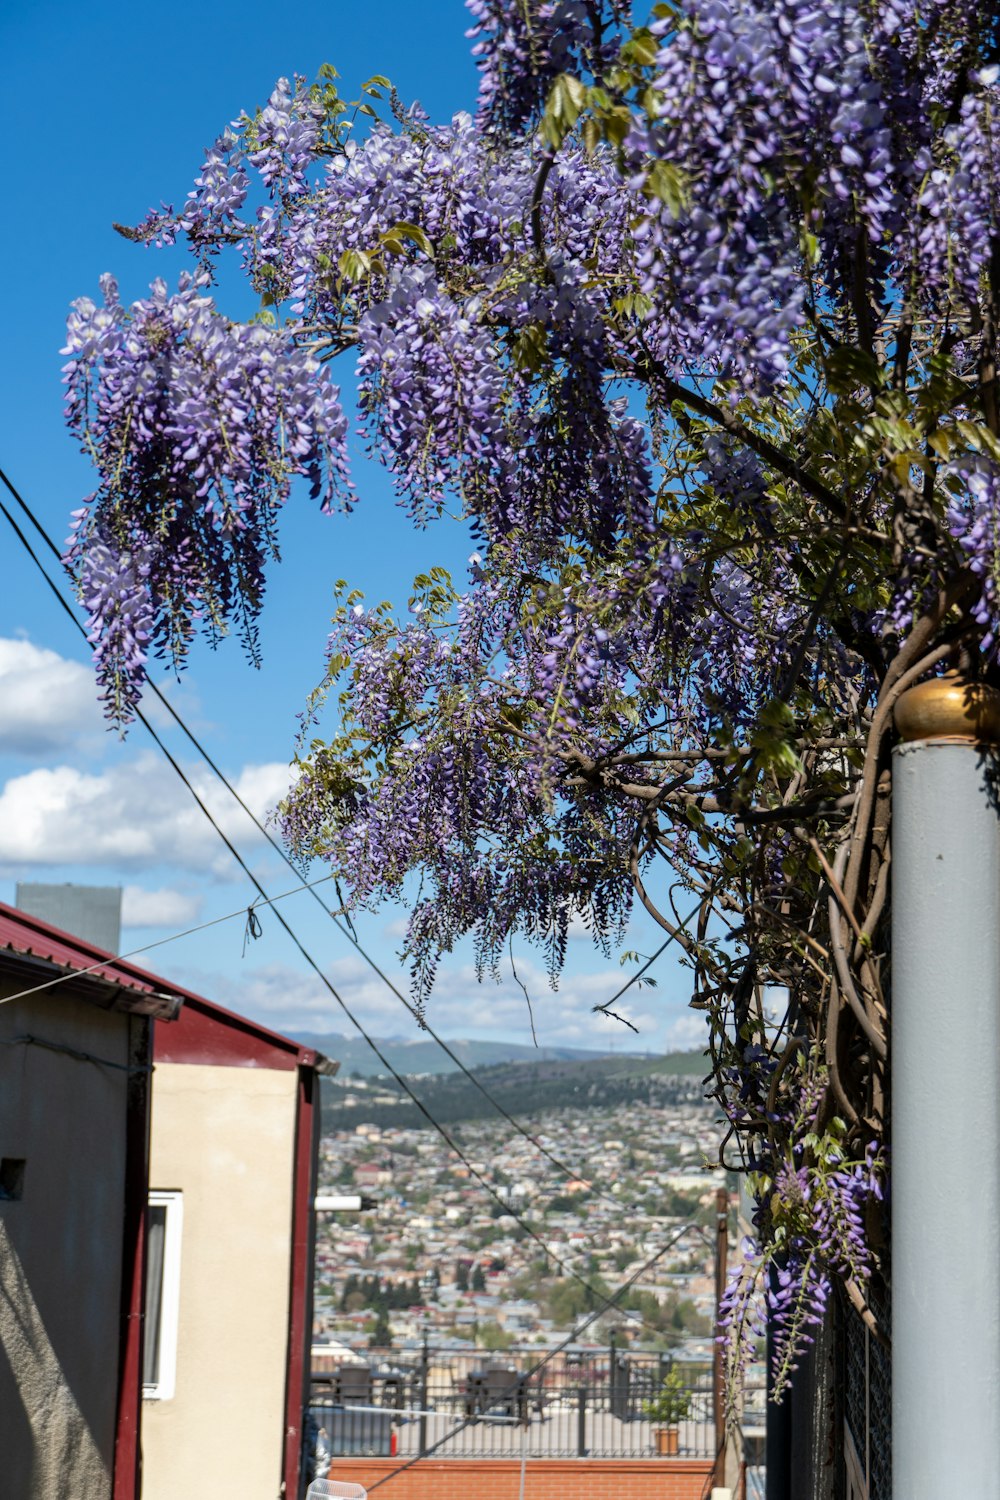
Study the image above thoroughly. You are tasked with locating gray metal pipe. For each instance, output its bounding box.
[892,734,1000,1499]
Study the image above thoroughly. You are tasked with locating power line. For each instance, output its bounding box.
[0,462,693,1213]
[0,468,679,1332]
[0,871,336,1010]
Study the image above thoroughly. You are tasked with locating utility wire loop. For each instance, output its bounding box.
[0,870,337,1012]
[242,899,264,956]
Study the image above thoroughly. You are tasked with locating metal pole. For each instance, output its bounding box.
[418,1335,429,1457]
[892,677,1000,1500]
[714,1185,729,1486]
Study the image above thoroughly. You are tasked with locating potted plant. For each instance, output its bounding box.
[642,1368,692,1457]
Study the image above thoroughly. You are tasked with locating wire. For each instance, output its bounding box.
[592,911,701,1021]
[0,1033,151,1073]
[363,1222,707,1494]
[0,871,336,1010]
[0,463,691,1214]
[0,466,703,1329]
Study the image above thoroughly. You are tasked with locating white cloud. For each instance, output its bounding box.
[182,948,664,1050]
[121,884,202,930]
[0,638,104,754]
[0,752,293,872]
[565,913,600,942]
[665,1011,710,1052]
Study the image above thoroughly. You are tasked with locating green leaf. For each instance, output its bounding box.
[383,222,433,256]
[338,249,371,283]
[621,30,659,66]
[541,72,587,147]
[510,323,549,373]
[823,343,882,393]
[601,107,633,148]
[643,160,688,217]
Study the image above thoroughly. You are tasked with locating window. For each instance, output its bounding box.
[0,1158,25,1201]
[143,1190,183,1400]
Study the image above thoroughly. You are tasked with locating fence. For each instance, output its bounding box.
[309,1344,763,1463]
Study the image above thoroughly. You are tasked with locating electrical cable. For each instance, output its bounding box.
[0,476,686,1333]
[0,871,338,1010]
[0,1033,151,1073]
[0,463,699,1216]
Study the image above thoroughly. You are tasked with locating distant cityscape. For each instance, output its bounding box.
[313,1054,727,1362]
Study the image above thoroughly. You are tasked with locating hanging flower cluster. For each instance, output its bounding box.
[65,0,1000,1401]
[63,270,351,719]
[718,1054,885,1413]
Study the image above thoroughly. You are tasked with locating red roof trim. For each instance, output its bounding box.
[154,999,302,1069]
[0,901,178,1000]
[0,902,334,1069]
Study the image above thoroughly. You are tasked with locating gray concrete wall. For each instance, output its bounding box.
[0,985,130,1500]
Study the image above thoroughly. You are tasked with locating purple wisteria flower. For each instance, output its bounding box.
[63,3,1000,1403]
[62,271,352,718]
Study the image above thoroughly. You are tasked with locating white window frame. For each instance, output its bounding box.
[143,1190,183,1401]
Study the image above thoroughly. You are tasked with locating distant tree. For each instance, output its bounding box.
[369,1311,392,1348]
[471,1264,487,1293]
[478,1322,515,1352]
[455,1262,469,1293]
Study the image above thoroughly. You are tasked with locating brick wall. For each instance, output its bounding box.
[327,1456,715,1500]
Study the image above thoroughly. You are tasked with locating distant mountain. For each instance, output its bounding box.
[295,1032,704,1079]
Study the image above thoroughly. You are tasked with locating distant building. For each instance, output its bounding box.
[15,881,122,954]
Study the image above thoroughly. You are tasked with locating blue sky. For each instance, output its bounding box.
[0,0,700,1054]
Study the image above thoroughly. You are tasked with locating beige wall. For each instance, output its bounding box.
[0,987,132,1500]
[141,1062,298,1500]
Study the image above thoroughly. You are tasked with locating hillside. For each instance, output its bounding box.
[320,1048,710,1132]
[298,1031,705,1079]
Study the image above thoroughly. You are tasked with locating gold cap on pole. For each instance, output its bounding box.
[894,672,1000,745]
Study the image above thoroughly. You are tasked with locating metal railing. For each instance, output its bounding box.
[309,1343,763,1462]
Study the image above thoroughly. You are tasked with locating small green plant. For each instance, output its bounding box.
[642,1369,692,1427]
